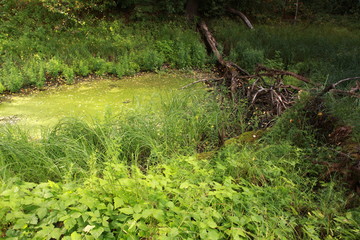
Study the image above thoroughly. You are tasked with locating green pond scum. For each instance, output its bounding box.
[0,72,196,129]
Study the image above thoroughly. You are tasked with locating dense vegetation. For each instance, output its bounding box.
[1,0,360,239]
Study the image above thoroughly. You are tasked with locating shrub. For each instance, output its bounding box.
[137,49,165,71]
[0,62,24,92]
[23,58,46,87]
[63,66,75,84]
[74,60,91,77]
[46,57,65,79]
[0,83,5,93]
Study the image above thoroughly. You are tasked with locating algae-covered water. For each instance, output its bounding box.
[0,72,195,128]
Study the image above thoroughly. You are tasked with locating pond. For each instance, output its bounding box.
[0,72,196,128]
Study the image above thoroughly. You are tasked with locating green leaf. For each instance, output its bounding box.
[114,197,124,209]
[141,209,153,218]
[71,232,82,240]
[206,218,217,229]
[119,207,134,215]
[71,212,82,219]
[50,228,62,239]
[13,219,28,229]
[169,228,179,237]
[36,207,48,220]
[166,201,175,209]
[102,216,109,228]
[152,209,164,221]
[231,227,247,239]
[207,229,220,240]
[133,204,142,213]
[79,196,98,209]
[29,214,38,225]
[91,227,104,239]
[64,218,77,230]
[212,210,222,220]
[133,213,142,220]
[35,225,55,238]
[180,181,190,189]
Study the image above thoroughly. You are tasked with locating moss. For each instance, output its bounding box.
[224,129,266,146]
[195,151,217,160]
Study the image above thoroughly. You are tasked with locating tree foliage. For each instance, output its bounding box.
[3,0,358,19]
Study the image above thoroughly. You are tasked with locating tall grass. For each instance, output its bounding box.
[0,91,245,183]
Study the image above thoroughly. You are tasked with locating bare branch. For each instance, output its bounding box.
[227,8,254,29]
[256,65,313,85]
[322,77,360,95]
[333,77,360,88]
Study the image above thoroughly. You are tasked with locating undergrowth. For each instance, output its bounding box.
[0,144,359,239]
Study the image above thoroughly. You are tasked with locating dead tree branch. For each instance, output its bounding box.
[256,65,313,85]
[322,77,360,96]
[227,8,254,29]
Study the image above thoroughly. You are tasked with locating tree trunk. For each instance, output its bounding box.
[186,0,199,20]
[198,21,224,64]
[198,21,247,98]
[294,0,299,24]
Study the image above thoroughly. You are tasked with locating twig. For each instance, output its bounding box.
[229,62,250,76]
[322,77,360,95]
[333,77,360,88]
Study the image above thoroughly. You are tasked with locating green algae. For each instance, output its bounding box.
[0,72,197,128]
